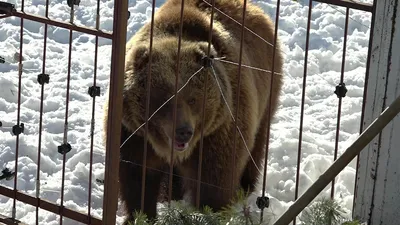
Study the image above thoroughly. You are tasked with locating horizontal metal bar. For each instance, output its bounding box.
[0,213,27,225]
[314,0,373,12]
[10,11,113,39]
[0,185,102,225]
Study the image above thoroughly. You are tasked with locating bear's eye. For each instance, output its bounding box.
[188,98,196,105]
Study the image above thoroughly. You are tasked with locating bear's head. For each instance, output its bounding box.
[122,37,233,162]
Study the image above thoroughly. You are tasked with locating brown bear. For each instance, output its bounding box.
[103,0,283,223]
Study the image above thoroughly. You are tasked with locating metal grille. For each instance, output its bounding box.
[0,0,127,224]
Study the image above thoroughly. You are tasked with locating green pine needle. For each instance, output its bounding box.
[300,197,348,225]
[127,189,273,225]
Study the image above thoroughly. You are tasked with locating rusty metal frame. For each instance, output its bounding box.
[0,0,127,224]
[0,187,102,224]
[0,0,375,224]
[102,1,129,225]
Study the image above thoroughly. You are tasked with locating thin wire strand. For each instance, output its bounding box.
[328,4,370,29]
[210,65,261,174]
[214,58,284,76]
[119,62,262,175]
[203,0,371,58]
[203,0,359,88]
[218,57,338,93]
[201,0,276,50]
[214,57,312,91]
[215,56,334,87]
[2,0,349,89]
[120,66,205,148]
[120,159,230,191]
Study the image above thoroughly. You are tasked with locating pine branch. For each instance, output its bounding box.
[300,197,348,225]
[128,189,272,225]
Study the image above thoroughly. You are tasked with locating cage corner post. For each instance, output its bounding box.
[353,0,400,224]
[102,0,129,224]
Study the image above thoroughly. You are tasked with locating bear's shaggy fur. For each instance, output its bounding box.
[103,0,283,223]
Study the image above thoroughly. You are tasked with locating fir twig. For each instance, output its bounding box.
[300,197,347,225]
[131,211,152,225]
[128,189,271,225]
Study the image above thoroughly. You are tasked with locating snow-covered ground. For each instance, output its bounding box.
[0,0,373,224]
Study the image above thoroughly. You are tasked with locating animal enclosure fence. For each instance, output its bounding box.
[0,0,377,225]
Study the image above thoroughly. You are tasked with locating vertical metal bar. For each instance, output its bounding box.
[59,5,79,224]
[12,22,23,223]
[231,0,247,199]
[331,7,349,200]
[353,0,377,217]
[140,0,157,211]
[196,0,216,208]
[12,0,25,218]
[293,1,313,224]
[168,0,185,204]
[59,17,74,225]
[102,0,128,223]
[21,0,25,12]
[87,0,101,222]
[36,0,50,224]
[259,0,281,222]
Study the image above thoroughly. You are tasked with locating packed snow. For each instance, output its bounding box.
[0,0,373,224]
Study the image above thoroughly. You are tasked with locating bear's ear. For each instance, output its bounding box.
[133,45,150,72]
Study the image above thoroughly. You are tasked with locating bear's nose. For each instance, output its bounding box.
[175,125,193,143]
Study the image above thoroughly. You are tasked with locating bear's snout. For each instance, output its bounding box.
[175,124,193,143]
[175,125,193,143]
